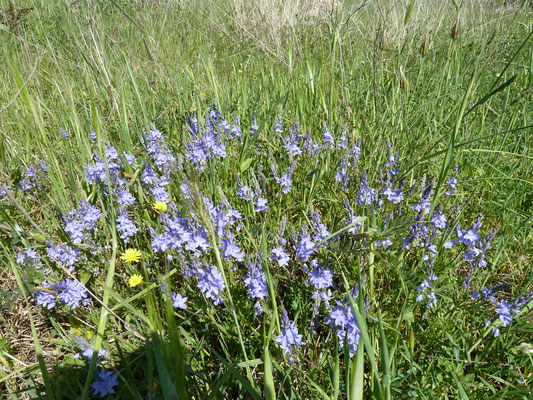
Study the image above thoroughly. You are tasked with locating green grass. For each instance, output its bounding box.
[1,0,533,398]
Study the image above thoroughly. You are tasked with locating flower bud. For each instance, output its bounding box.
[420,33,429,55]
[451,16,460,40]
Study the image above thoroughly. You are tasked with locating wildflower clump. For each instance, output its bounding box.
[4,103,532,396]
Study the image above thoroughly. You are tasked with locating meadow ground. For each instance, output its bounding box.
[0,0,532,398]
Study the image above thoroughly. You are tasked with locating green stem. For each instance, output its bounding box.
[210,234,255,387]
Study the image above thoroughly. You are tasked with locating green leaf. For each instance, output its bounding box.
[240,157,254,173]
[264,346,276,400]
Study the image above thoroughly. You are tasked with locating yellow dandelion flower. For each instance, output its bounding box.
[128,274,143,288]
[154,201,167,212]
[121,248,142,263]
[75,329,81,335]
[501,152,506,156]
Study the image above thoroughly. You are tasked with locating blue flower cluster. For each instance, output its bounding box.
[471,284,533,337]
[276,309,304,363]
[7,103,530,397]
[64,201,102,244]
[35,279,91,309]
[326,288,363,357]
[91,369,118,398]
[244,259,268,314]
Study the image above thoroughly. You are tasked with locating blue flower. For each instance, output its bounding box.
[337,126,348,150]
[495,300,518,327]
[64,220,85,244]
[282,124,302,157]
[273,115,283,134]
[358,175,377,207]
[270,245,290,267]
[254,197,268,213]
[412,185,433,215]
[459,229,480,247]
[376,237,393,249]
[91,369,118,398]
[116,213,138,242]
[141,163,158,186]
[197,265,225,305]
[322,122,335,149]
[47,243,81,272]
[84,145,124,185]
[59,128,70,139]
[230,117,242,139]
[244,261,268,314]
[63,200,102,244]
[326,294,361,357]
[303,133,320,156]
[295,228,315,262]
[310,209,331,244]
[145,125,176,174]
[470,290,480,300]
[74,335,107,361]
[16,249,41,266]
[308,266,333,290]
[445,165,459,196]
[275,172,293,194]
[276,310,304,362]
[221,233,245,262]
[431,207,447,230]
[116,188,135,208]
[172,292,188,310]
[55,279,90,309]
[250,116,259,133]
[35,282,56,309]
[150,185,171,203]
[237,178,254,201]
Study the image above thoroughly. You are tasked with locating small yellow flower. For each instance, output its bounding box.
[154,201,167,212]
[87,331,94,339]
[501,152,506,156]
[514,158,518,162]
[128,274,143,288]
[75,329,81,335]
[121,248,142,263]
